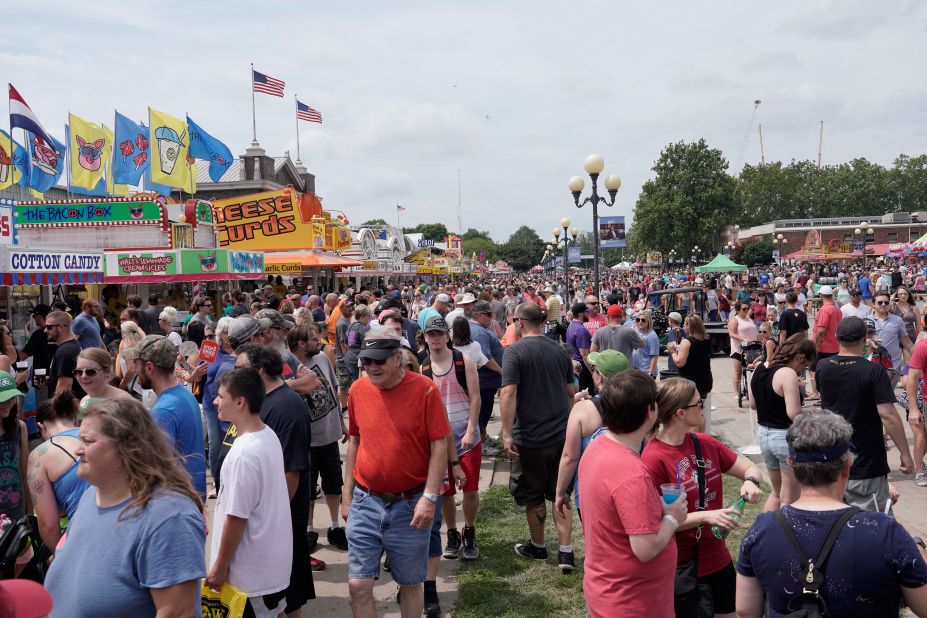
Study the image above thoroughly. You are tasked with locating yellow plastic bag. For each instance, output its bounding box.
[201,581,248,618]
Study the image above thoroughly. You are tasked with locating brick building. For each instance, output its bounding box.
[728,212,927,257]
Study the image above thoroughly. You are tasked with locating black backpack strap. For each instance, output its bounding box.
[451,349,469,396]
[773,507,859,593]
[688,433,707,553]
[420,352,432,379]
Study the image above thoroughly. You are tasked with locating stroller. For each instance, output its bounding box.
[738,341,764,408]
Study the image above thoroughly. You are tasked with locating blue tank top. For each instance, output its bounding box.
[49,428,90,521]
[575,398,606,510]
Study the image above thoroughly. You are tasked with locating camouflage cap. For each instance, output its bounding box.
[133,334,178,369]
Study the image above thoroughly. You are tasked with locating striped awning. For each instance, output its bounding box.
[1,270,103,286]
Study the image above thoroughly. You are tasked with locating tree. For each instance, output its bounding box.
[410,223,450,242]
[462,227,492,241]
[627,139,737,257]
[463,236,500,262]
[739,236,774,267]
[499,226,544,270]
[360,218,388,227]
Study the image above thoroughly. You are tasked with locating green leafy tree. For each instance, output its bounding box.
[739,236,774,267]
[462,227,492,241]
[360,218,388,227]
[500,226,544,270]
[627,139,737,257]
[463,236,500,262]
[411,223,450,242]
[889,154,927,212]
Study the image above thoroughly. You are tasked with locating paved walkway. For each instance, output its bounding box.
[205,354,927,616]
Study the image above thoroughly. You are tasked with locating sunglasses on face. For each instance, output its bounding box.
[876,300,889,305]
[73,368,100,378]
[361,357,389,366]
[43,324,61,331]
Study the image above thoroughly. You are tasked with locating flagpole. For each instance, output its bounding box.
[250,63,257,143]
[294,95,301,161]
[65,114,72,199]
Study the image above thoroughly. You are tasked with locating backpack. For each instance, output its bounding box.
[772,507,859,617]
[421,349,469,395]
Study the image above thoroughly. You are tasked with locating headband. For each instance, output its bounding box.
[788,441,851,463]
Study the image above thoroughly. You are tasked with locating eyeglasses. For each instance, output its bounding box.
[43,324,62,331]
[636,318,648,323]
[361,357,389,366]
[682,399,704,409]
[73,368,100,378]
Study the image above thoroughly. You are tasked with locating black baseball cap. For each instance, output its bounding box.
[358,337,402,360]
[836,316,867,343]
[31,304,51,317]
[571,302,588,315]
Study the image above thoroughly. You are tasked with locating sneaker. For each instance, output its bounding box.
[917,473,927,487]
[514,542,548,561]
[558,550,576,574]
[443,528,461,559]
[423,581,441,617]
[482,438,502,457]
[306,530,319,553]
[328,526,349,550]
[310,556,326,571]
[461,525,480,560]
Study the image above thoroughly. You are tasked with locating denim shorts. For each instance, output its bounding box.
[428,496,444,558]
[758,426,790,470]
[346,486,430,585]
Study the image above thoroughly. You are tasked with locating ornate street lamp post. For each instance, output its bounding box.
[554,218,580,301]
[568,154,621,298]
[772,234,787,265]
[855,222,871,267]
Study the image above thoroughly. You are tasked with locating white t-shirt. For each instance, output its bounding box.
[211,426,292,596]
[454,341,488,368]
[841,303,872,319]
[445,308,467,327]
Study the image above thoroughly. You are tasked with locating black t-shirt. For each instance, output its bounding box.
[751,364,791,429]
[892,271,902,289]
[777,308,808,339]
[815,355,896,480]
[501,335,573,448]
[22,330,55,371]
[677,336,713,396]
[48,339,86,399]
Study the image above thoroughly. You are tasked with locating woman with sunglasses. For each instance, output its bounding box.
[728,301,758,398]
[749,334,817,511]
[0,321,28,388]
[76,348,134,416]
[631,312,660,379]
[643,377,764,618]
[27,392,90,551]
[182,296,214,336]
[891,285,921,344]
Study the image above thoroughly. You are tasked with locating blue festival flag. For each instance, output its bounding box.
[113,111,152,185]
[187,116,233,182]
[28,131,66,193]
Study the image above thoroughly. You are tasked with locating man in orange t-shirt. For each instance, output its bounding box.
[325,293,342,345]
[341,326,450,618]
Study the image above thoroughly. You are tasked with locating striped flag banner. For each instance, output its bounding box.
[253,70,285,97]
[296,100,322,123]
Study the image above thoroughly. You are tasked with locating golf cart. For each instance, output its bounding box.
[634,287,731,356]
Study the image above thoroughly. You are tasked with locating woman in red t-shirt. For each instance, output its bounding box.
[643,377,764,618]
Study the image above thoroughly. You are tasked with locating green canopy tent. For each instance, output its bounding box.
[694,253,747,273]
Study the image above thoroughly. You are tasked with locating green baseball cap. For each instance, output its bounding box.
[0,371,23,402]
[587,350,630,378]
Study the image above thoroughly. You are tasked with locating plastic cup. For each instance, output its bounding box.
[661,483,683,505]
[34,368,46,377]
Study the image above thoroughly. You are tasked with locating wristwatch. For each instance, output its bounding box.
[450,460,461,467]
[423,492,439,504]
[913,536,926,550]
[745,476,762,488]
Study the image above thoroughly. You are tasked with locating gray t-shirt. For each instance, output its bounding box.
[335,317,350,361]
[501,335,573,448]
[591,324,643,361]
[301,352,342,446]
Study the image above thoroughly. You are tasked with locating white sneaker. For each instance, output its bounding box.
[916,473,927,488]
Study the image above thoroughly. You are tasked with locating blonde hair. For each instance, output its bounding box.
[83,399,203,519]
[159,306,178,323]
[656,377,699,425]
[683,315,708,341]
[121,320,145,339]
[78,347,113,371]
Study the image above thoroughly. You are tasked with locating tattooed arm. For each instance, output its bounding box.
[28,442,63,551]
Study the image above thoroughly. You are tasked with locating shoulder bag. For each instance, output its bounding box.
[673,433,713,618]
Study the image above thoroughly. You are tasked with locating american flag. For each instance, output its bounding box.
[253,70,285,97]
[296,100,323,123]
[396,204,406,212]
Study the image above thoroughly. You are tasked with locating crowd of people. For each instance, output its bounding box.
[1,261,927,617]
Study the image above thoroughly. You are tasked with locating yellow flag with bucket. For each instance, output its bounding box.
[149,107,189,189]
[68,113,107,190]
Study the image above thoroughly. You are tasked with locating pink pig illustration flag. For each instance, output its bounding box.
[68,113,107,190]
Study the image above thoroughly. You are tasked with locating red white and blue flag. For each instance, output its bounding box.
[9,83,57,152]
[396,204,406,212]
[296,100,323,123]
[252,70,285,97]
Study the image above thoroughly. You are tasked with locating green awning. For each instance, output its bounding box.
[694,253,747,272]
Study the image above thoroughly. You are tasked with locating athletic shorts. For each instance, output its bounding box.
[698,562,736,615]
[310,441,344,496]
[509,440,566,508]
[441,447,481,496]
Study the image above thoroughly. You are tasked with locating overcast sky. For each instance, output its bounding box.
[5,1,926,241]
